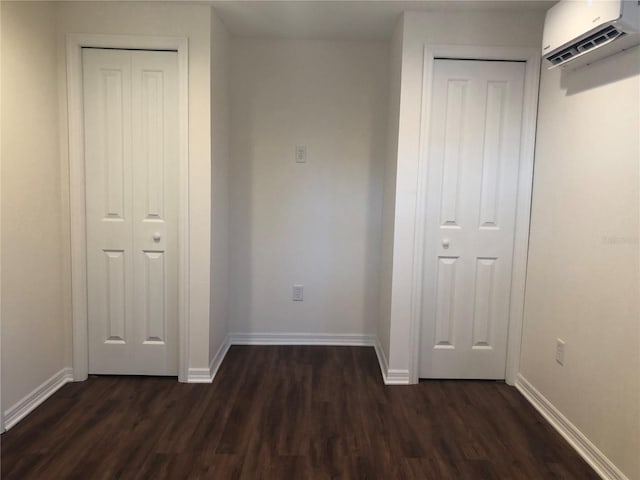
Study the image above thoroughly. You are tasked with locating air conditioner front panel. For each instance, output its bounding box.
[543,0,623,56]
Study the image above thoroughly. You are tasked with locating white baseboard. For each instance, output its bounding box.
[227,332,377,346]
[186,335,232,383]
[373,338,391,383]
[209,335,231,381]
[4,367,73,430]
[225,332,403,384]
[515,374,629,480]
[385,369,411,385]
[187,333,408,387]
[373,338,410,385]
[186,367,213,383]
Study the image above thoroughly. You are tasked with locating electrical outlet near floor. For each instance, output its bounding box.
[556,338,566,365]
[292,284,304,301]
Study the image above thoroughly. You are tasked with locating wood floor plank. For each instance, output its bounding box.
[1,346,600,479]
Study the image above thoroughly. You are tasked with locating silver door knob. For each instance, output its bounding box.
[442,238,450,249]
[152,233,161,242]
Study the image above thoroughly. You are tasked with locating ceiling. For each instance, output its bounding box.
[209,0,555,40]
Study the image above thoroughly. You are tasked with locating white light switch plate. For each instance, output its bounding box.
[295,145,307,163]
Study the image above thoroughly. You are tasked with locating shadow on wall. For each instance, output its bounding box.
[230,78,255,333]
[363,82,388,335]
[561,45,640,95]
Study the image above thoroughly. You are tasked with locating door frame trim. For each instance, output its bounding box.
[66,34,190,382]
[409,45,540,385]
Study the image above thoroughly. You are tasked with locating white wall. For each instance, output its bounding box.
[520,47,640,480]
[210,10,231,363]
[378,17,403,362]
[1,1,66,411]
[55,1,214,370]
[229,39,388,337]
[387,10,544,374]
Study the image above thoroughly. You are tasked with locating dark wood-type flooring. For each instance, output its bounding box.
[1,346,599,479]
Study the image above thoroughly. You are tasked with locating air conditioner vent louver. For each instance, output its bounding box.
[547,25,626,66]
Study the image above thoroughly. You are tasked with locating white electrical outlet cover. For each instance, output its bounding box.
[292,284,304,301]
[556,338,565,365]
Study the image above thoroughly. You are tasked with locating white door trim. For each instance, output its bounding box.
[66,34,190,382]
[409,45,540,385]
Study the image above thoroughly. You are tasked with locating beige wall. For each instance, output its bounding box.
[1,1,66,411]
[229,38,388,336]
[387,10,545,373]
[55,1,214,370]
[209,9,231,363]
[521,47,640,480]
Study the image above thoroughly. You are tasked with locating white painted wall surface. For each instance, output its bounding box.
[229,39,388,337]
[55,1,214,371]
[378,18,403,362]
[210,10,231,363]
[388,10,544,374]
[1,1,66,409]
[520,47,640,480]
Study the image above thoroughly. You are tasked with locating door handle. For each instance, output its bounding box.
[153,233,162,242]
[442,238,450,249]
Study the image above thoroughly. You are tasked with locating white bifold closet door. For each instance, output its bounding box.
[419,59,526,379]
[83,48,179,375]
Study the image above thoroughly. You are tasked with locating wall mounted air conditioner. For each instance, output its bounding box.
[542,0,640,69]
